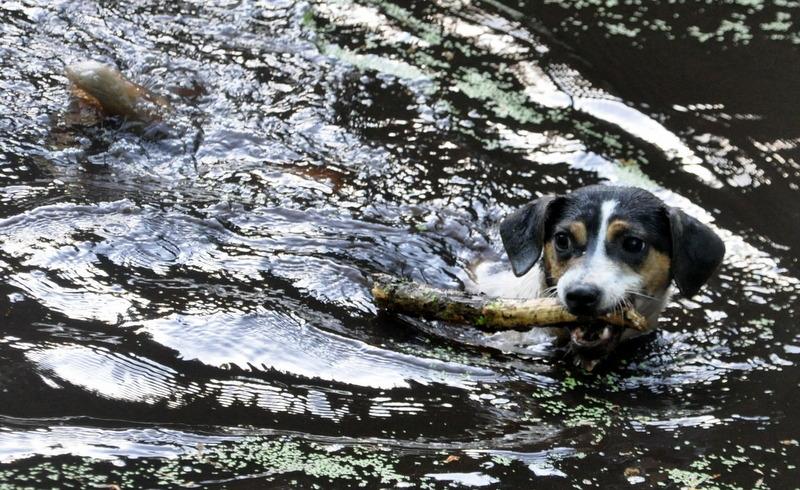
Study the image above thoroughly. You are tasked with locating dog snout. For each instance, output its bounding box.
[564,284,601,316]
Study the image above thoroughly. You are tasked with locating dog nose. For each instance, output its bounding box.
[564,285,601,316]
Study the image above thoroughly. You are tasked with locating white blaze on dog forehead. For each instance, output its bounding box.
[594,200,618,257]
[556,199,642,311]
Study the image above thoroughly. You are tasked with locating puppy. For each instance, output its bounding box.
[473,185,725,369]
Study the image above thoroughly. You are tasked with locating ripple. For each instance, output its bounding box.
[1,0,800,487]
[17,339,351,421]
[10,271,135,324]
[134,311,495,389]
[0,424,236,463]
[24,343,180,405]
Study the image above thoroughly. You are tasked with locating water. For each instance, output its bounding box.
[0,0,799,487]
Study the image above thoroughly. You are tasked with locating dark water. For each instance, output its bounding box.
[0,0,799,487]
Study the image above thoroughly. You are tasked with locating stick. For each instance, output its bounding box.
[371,274,646,332]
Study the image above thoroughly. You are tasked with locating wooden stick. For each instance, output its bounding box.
[371,274,647,332]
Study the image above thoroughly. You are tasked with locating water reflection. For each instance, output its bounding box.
[135,311,494,389]
[0,0,799,487]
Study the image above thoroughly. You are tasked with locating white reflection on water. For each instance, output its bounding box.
[135,311,495,389]
[0,424,235,463]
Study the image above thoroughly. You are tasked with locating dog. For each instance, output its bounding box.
[472,185,725,369]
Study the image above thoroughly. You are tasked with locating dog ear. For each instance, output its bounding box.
[668,207,726,297]
[500,196,561,277]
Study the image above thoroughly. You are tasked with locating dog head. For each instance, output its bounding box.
[499,185,725,365]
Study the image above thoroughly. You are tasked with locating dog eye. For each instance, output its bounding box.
[553,232,571,252]
[622,236,646,254]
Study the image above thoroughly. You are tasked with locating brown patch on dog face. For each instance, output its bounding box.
[542,241,583,285]
[638,249,671,295]
[542,243,564,283]
[606,220,630,242]
[568,221,587,247]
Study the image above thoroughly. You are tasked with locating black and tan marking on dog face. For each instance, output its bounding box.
[500,185,725,337]
[543,188,676,318]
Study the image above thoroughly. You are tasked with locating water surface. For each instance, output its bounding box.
[0,0,799,487]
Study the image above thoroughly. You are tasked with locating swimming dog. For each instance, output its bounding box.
[473,185,725,369]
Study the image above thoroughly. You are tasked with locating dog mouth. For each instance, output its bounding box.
[567,321,624,371]
[559,296,646,371]
[570,322,619,347]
